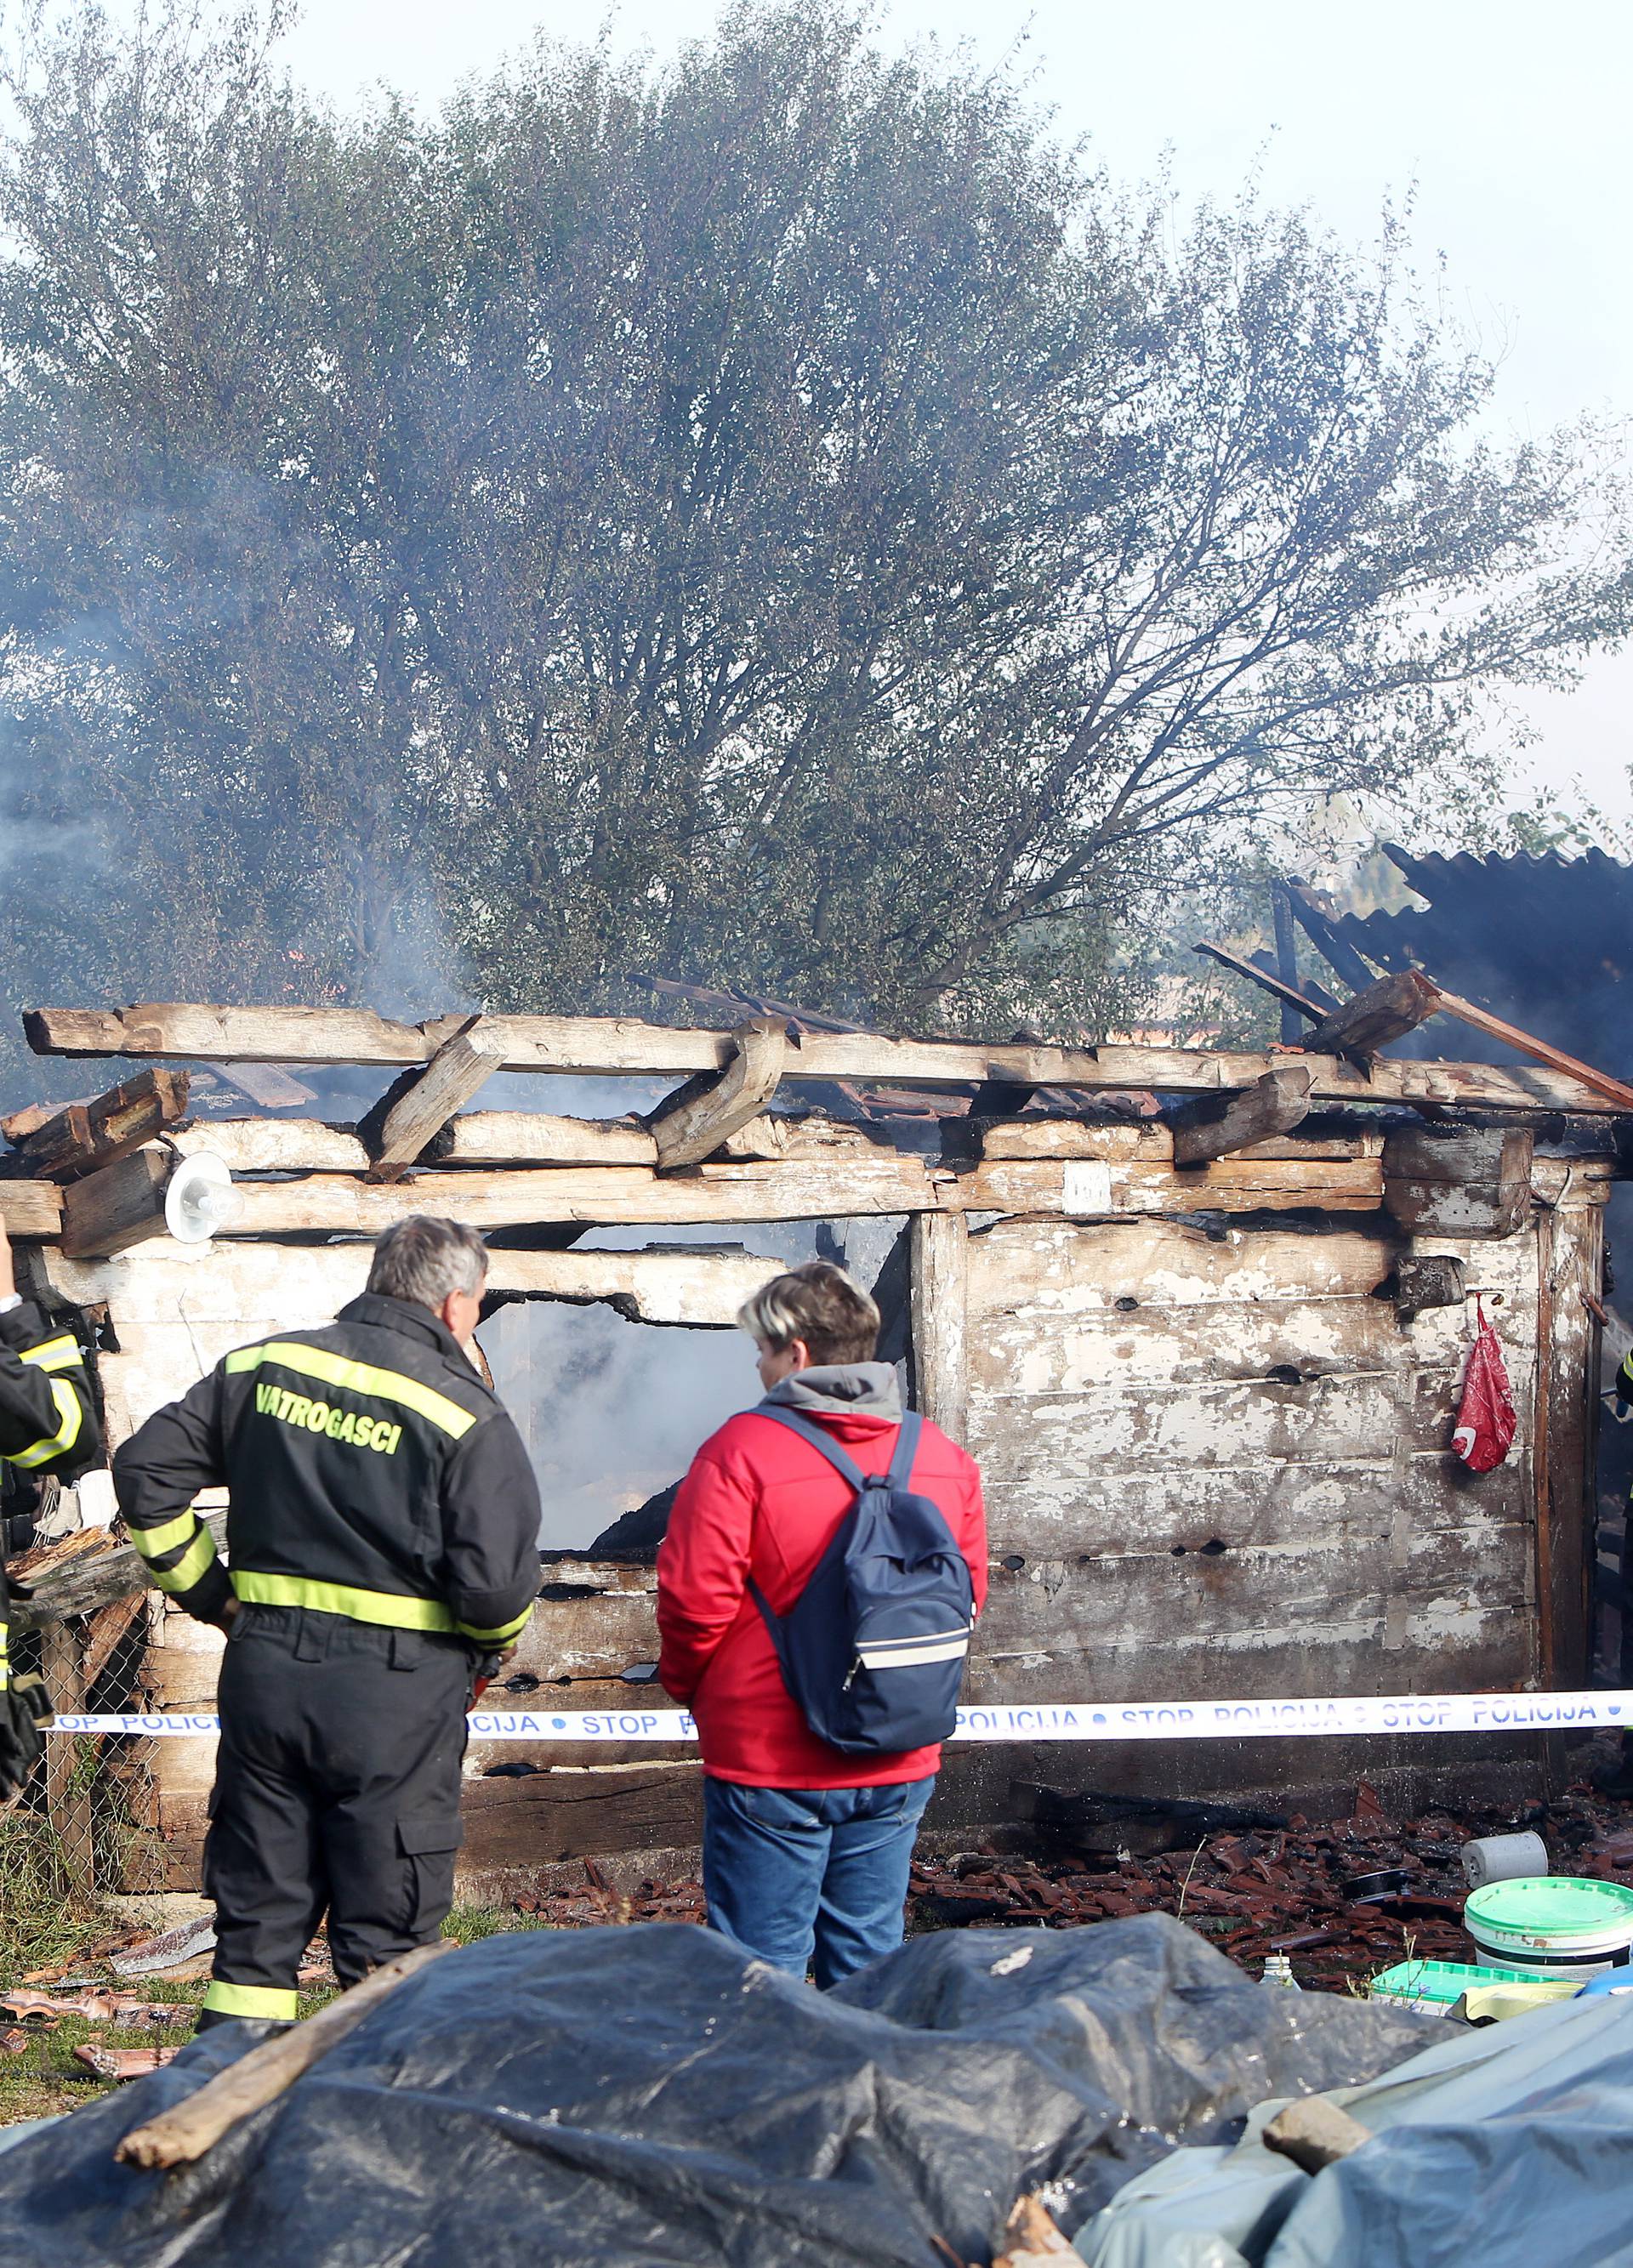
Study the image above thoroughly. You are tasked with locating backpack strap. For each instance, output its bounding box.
[750,1404,871,1490]
[886,1410,922,1491]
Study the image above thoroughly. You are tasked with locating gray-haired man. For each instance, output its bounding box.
[114,1217,541,2028]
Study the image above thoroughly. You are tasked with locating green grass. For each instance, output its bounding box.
[0,1856,559,2127]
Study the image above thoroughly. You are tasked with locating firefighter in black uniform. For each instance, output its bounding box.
[0,1209,102,1793]
[113,1215,541,2027]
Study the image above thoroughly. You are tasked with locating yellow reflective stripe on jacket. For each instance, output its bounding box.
[224,1344,477,1440]
[456,1606,533,1646]
[129,1505,204,1560]
[201,1980,299,2023]
[150,1524,219,1595]
[230,1570,458,1634]
[0,1623,9,1692]
[17,1334,83,1375]
[7,1378,83,1469]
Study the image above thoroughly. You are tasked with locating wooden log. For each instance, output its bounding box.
[214,1157,951,1232]
[360,1016,509,1183]
[1381,1127,1533,1239]
[1262,2097,1371,2172]
[718,1114,885,1163]
[11,1512,229,1625]
[911,1212,969,1445]
[168,1121,371,1173]
[16,1070,191,1183]
[115,1939,453,2168]
[1426,986,1633,1112]
[429,1113,657,1167]
[1169,1066,1315,1168]
[646,1017,788,1170]
[1303,969,1441,1059]
[0,1182,65,1239]
[27,1002,1633,1116]
[39,1241,778,1335]
[60,1148,170,1259]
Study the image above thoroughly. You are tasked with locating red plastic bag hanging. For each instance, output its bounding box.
[1452,1299,1516,1473]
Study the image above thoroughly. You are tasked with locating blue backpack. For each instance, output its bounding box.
[746,1407,975,1754]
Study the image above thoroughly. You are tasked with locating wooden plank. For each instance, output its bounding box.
[16,1069,191,1183]
[1192,941,1334,1023]
[980,1119,1381,1163]
[59,1147,168,1259]
[911,1212,969,1445]
[0,1182,65,1238]
[1169,1065,1314,1168]
[964,1157,1383,1216]
[1304,969,1441,1058]
[967,1373,1435,1481]
[1427,985,1633,1111]
[361,1015,509,1183]
[647,1017,788,1170]
[26,1003,1633,1115]
[973,1528,1533,1653]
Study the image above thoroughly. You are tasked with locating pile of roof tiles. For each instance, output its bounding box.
[505,1782,1633,1988]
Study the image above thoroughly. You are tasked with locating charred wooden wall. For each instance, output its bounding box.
[16,1134,1612,1893]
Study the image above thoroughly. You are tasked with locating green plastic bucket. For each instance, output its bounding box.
[1465,1876,1633,1975]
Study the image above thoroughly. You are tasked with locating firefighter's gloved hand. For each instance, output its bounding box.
[0,1673,52,1800]
[470,1650,504,1702]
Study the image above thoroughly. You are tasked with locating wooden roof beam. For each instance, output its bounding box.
[22,1000,1633,1115]
[646,1016,788,1170]
[357,1015,509,1185]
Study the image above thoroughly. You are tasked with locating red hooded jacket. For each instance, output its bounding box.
[656,1384,987,1788]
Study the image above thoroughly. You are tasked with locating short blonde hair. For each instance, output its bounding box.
[737,1261,880,1367]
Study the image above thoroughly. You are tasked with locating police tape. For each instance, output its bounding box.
[43,1688,1633,1742]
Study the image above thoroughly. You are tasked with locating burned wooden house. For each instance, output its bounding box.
[2,982,1626,1896]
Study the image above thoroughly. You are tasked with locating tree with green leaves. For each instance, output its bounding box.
[0,0,1624,1104]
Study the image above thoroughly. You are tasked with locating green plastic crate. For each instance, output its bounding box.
[1368,1958,1563,2010]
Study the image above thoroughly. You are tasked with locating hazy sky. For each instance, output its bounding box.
[281,0,1633,833]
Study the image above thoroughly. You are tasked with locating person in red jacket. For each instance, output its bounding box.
[657,1260,987,1987]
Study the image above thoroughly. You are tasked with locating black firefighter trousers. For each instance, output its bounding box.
[198,1605,471,2027]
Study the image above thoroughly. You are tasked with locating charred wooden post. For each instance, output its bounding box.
[645,1016,788,1169]
[1271,882,1306,1044]
[1169,1065,1315,1168]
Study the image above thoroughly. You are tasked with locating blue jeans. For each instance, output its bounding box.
[702,1776,935,1989]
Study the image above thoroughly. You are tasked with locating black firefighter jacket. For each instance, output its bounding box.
[0,1298,103,1690]
[111,1293,542,1648]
